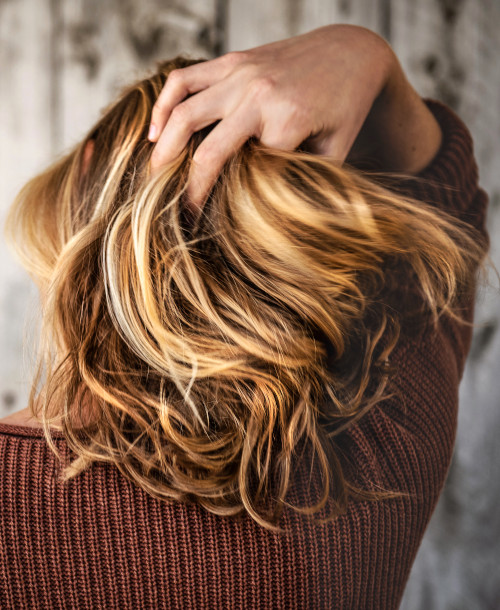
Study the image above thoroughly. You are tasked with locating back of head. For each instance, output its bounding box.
[5,56,488,531]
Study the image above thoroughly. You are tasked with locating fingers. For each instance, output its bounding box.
[184,112,256,208]
[300,129,350,161]
[148,53,244,142]
[150,82,227,172]
[259,118,309,153]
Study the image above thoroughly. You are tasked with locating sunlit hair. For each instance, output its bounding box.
[5,56,491,532]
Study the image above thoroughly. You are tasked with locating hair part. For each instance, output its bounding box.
[4,56,491,532]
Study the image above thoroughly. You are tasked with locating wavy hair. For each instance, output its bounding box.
[5,56,490,532]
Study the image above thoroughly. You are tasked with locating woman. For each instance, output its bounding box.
[0,24,491,609]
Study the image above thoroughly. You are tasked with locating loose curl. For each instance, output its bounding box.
[5,56,490,532]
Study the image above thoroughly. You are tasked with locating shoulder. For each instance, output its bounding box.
[0,407,42,428]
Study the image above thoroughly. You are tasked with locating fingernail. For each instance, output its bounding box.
[148,124,157,141]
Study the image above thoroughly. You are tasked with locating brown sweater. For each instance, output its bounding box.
[0,99,490,609]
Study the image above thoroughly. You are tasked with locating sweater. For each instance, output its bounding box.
[0,99,490,609]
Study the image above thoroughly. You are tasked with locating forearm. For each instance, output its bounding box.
[347,53,443,174]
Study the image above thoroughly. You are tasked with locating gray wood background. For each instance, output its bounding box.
[1,1,499,607]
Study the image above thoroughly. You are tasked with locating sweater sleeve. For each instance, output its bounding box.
[385,98,491,377]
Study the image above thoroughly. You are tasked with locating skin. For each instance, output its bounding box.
[0,408,40,427]
[0,24,443,429]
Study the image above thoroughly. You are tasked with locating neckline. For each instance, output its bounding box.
[0,421,66,439]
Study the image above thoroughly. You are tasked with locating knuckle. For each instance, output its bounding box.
[223,50,248,67]
[261,104,306,150]
[152,100,165,116]
[283,97,306,126]
[150,149,161,168]
[169,103,191,127]
[193,144,216,166]
[167,68,184,87]
[249,75,276,101]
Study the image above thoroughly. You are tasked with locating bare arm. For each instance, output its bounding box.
[346,54,443,175]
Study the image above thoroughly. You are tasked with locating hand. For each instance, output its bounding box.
[148,24,438,208]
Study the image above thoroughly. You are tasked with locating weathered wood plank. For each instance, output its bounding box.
[226,0,384,50]
[393,1,500,608]
[0,0,53,410]
[226,0,292,50]
[58,0,219,152]
[0,0,219,411]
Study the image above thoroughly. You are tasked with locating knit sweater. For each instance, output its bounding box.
[0,99,490,610]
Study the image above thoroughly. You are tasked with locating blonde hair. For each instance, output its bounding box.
[5,56,490,532]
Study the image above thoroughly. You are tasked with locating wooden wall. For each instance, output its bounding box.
[1,1,499,607]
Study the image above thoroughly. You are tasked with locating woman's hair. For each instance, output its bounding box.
[5,56,490,532]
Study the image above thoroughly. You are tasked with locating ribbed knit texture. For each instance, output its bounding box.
[0,99,490,609]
